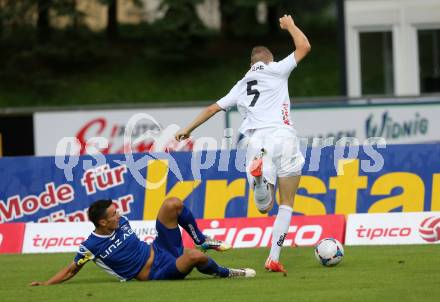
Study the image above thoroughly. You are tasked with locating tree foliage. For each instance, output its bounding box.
[219,0,335,37]
[150,0,207,58]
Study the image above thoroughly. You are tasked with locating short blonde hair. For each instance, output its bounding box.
[250,46,274,65]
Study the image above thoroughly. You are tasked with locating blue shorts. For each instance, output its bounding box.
[149,220,188,280]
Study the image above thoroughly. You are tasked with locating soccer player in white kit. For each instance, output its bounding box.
[175,14,311,274]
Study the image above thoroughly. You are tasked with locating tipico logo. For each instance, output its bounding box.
[419,216,440,242]
[0,233,3,247]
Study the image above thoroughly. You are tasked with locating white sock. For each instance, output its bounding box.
[269,205,293,261]
[253,178,271,211]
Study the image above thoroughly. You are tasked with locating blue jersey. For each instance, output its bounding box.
[74,216,151,281]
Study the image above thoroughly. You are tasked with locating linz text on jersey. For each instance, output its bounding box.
[100,228,134,258]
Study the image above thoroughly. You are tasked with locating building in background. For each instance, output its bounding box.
[52,0,221,30]
[52,0,269,31]
[345,0,440,97]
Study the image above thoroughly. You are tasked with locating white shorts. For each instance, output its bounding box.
[245,126,305,187]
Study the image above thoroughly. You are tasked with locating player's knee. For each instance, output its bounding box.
[187,250,208,264]
[162,197,183,212]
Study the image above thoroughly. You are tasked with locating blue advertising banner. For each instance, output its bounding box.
[0,144,439,223]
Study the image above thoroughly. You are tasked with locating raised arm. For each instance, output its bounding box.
[279,14,311,64]
[29,261,84,286]
[174,103,222,141]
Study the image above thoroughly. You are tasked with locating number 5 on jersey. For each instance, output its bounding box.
[247,80,260,107]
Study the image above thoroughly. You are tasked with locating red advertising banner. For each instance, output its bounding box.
[0,223,26,254]
[2,215,345,254]
[182,215,345,248]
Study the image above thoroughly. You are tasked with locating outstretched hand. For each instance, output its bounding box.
[279,14,295,30]
[29,281,46,286]
[174,128,191,142]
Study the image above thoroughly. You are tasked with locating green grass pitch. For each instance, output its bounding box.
[1,245,439,302]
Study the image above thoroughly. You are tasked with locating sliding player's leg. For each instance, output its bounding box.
[157,197,231,255]
[150,218,254,280]
[176,249,256,278]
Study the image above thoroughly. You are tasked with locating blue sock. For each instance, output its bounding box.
[178,206,206,245]
[197,257,230,278]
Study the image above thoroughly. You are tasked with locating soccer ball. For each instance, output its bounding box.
[314,238,344,267]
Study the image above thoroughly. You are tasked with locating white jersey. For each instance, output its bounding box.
[217,53,297,136]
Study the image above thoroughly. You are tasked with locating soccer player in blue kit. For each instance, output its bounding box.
[30,198,255,285]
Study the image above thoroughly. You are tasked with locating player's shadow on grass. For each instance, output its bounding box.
[69,277,122,285]
[70,275,251,285]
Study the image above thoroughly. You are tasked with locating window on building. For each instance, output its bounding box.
[360,31,394,95]
[418,29,440,93]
